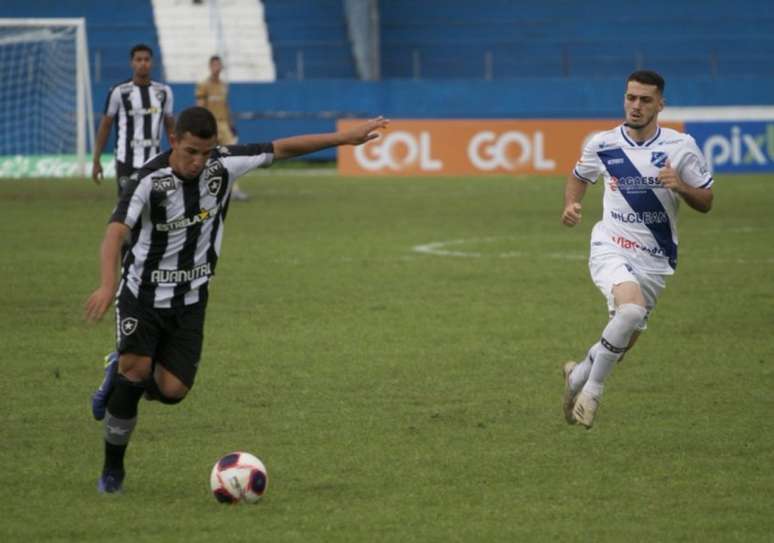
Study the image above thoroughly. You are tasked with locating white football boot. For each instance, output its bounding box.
[572,390,599,429]
[562,361,579,424]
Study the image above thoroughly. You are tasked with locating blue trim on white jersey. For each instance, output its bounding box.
[644,127,661,147]
[598,148,678,269]
[573,168,594,183]
[620,126,661,147]
[699,177,714,189]
[620,127,636,147]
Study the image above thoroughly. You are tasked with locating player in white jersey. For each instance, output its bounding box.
[84,106,389,493]
[560,70,714,429]
[91,44,175,195]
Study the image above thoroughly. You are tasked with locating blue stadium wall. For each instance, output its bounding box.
[93,77,774,161]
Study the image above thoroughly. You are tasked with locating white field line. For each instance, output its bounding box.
[411,236,774,264]
[412,237,586,260]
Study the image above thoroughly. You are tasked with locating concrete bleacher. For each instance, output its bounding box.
[2,0,163,84]
[262,0,355,79]
[380,0,774,79]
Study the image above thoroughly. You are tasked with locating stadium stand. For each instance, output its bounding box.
[4,0,774,163]
[379,0,774,79]
[262,0,356,79]
[151,0,274,82]
[2,0,163,83]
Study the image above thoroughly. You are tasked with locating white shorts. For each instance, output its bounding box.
[589,245,667,330]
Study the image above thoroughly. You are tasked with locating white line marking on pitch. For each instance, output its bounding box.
[412,237,774,264]
[412,237,585,260]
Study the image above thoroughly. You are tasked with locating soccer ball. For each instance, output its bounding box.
[209,451,268,504]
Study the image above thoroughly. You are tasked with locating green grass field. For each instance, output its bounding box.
[1,173,772,542]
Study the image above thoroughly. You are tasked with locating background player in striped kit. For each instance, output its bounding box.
[196,55,249,201]
[560,70,714,429]
[92,44,175,195]
[84,106,389,493]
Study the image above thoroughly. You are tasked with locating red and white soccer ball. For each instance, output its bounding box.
[210,451,268,504]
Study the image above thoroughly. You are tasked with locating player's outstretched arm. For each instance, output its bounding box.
[273,117,389,161]
[92,116,114,184]
[84,222,129,323]
[562,174,588,226]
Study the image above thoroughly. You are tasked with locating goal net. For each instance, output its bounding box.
[0,19,94,177]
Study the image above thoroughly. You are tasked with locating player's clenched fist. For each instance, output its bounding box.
[562,202,583,226]
[658,160,684,192]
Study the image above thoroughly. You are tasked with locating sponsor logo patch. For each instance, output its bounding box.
[151,175,176,192]
[150,263,212,284]
[155,203,221,232]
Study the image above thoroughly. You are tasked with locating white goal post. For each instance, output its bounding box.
[0,18,94,177]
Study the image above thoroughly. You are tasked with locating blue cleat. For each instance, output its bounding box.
[97,469,125,494]
[91,352,119,421]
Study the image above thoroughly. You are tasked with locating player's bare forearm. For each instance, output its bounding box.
[91,117,113,183]
[273,117,389,160]
[99,222,129,290]
[93,117,113,161]
[658,161,713,213]
[273,133,345,160]
[561,174,588,226]
[564,174,588,207]
[676,185,713,213]
[85,222,128,322]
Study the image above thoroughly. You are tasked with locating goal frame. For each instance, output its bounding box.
[0,18,95,175]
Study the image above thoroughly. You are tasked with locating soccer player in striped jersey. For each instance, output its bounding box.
[561,70,713,429]
[91,44,175,195]
[84,106,388,493]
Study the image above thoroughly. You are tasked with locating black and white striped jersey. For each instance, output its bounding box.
[110,144,274,308]
[104,80,174,168]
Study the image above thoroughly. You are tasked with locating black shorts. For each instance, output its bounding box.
[115,289,207,389]
[115,161,137,197]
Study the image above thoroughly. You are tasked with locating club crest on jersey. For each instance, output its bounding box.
[207,176,222,196]
[651,152,668,168]
[156,90,166,102]
[120,317,138,336]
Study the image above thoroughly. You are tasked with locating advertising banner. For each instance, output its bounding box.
[339,120,647,176]
[685,121,774,173]
[0,155,113,178]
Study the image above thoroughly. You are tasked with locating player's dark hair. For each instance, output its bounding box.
[627,70,665,94]
[175,106,217,139]
[209,55,222,64]
[130,44,153,59]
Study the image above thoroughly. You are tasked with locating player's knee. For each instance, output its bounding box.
[158,382,188,404]
[158,393,186,405]
[615,303,647,331]
[118,354,152,381]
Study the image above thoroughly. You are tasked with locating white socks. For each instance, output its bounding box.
[569,343,598,390]
[575,304,647,398]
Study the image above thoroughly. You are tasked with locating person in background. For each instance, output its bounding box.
[92,44,174,195]
[196,55,248,201]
